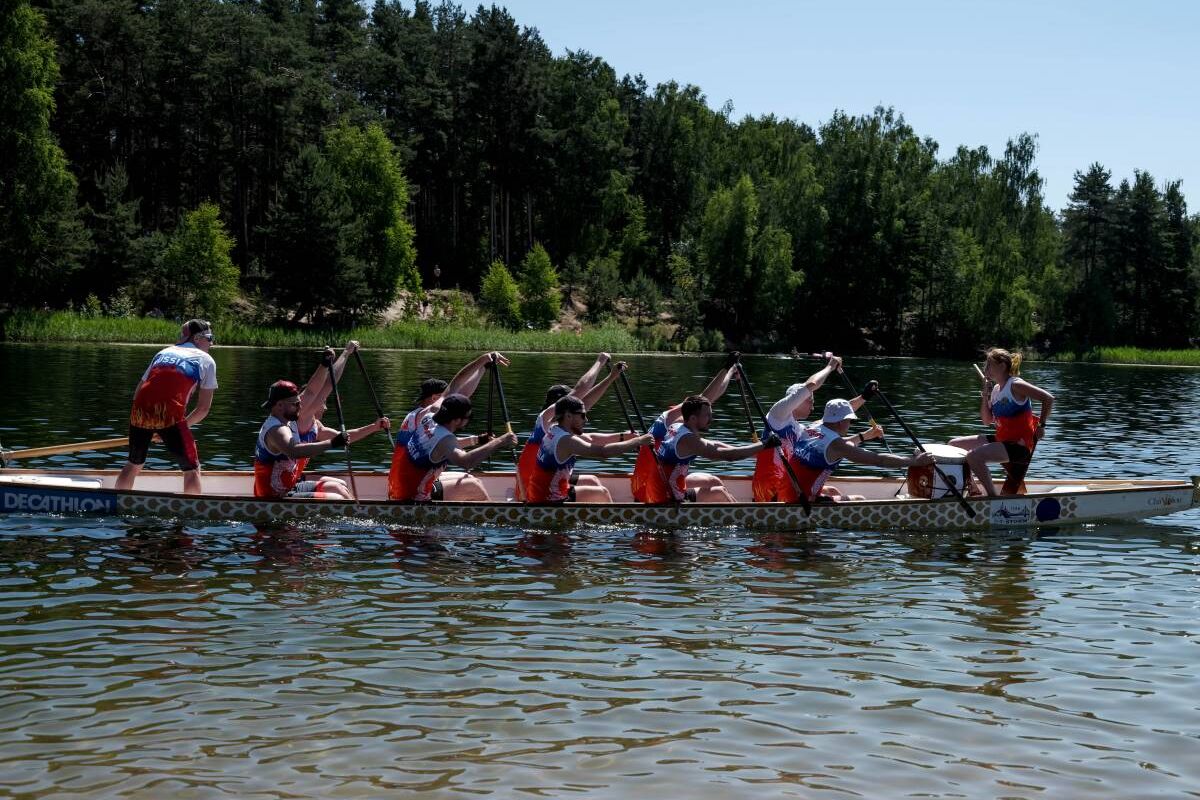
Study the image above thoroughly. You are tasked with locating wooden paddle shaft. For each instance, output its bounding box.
[1,437,128,460]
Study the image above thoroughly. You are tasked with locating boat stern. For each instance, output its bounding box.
[1193,476,1200,505]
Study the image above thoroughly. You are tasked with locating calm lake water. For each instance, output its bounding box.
[1,343,1198,799]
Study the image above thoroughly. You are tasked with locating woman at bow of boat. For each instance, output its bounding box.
[948,347,1054,496]
[526,395,653,503]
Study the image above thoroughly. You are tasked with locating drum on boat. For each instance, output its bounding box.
[905,443,969,499]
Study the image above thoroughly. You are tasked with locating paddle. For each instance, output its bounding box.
[325,352,359,502]
[733,359,811,514]
[824,356,894,455]
[872,387,977,518]
[733,370,760,444]
[485,359,495,470]
[489,355,525,501]
[611,368,640,439]
[1,436,129,464]
[352,349,389,453]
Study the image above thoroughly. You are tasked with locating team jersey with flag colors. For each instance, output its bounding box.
[394,405,431,448]
[129,343,218,429]
[791,424,844,501]
[526,424,577,502]
[517,413,553,498]
[388,411,455,500]
[253,415,309,498]
[752,416,805,502]
[990,377,1038,450]
[631,410,672,502]
[639,421,698,504]
[291,422,319,479]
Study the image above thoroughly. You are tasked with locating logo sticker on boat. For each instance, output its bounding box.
[991,500,1033,526]
[1,487,115,515]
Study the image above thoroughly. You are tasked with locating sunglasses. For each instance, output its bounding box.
[200,332,215,342]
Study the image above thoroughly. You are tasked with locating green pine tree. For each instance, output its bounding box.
[479,260,521,329]
[0,1,89,305]
[518,243,560,328]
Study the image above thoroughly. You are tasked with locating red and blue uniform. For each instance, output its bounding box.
[631,410,671,502]
[388,411,455,501]
[254,416,305,498]
[130,343,217,429]
[127,342,217,470]
[517,414,553,499]
[990,378,1038,451]
[527,424,576,503]
[394,405,430,449]
[254,419,343,499]
[791,424,844,501]
[292,422,319,477]
[752,417,805,502]
[639,421,697,504]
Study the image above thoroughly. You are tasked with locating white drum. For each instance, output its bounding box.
[906,443,969,499]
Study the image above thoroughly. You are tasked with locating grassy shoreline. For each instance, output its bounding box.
[1049,347,1200,366]
[5,311,1200,365]
[0,310,652,353]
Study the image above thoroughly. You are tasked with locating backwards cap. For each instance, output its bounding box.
[262,379,300,409]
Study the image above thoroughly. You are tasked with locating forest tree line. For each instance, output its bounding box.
[3,0,1199,354]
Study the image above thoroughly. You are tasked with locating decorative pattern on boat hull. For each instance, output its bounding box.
[3,471,1196,532]
[100,488,1186,532]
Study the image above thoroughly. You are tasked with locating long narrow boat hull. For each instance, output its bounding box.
[2,469,1198,532]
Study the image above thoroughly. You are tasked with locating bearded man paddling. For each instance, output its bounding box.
[525,395,653,503]
[253,379,389,499]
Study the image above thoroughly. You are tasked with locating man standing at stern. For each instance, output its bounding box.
[116,319,218,494]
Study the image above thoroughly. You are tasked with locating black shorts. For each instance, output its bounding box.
[985,435,1033,493]
[128,422,199,471]
[985,435,1032,465]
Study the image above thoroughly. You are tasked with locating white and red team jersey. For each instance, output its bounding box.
[527,424,577,502]
[393,404,432,449]
[791,424,844,500]
[639,422,698,503]
[254,416,305,498]
[130,343,217,429]
[752,415,806,502]
[631,410,672,502]
[388,410,456,500]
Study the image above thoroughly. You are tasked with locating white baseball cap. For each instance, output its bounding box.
[822,398,858,424]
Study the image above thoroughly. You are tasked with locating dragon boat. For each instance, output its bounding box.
[2,468,1197,532]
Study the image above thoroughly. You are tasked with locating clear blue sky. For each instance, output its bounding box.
[494,0,1198,211]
